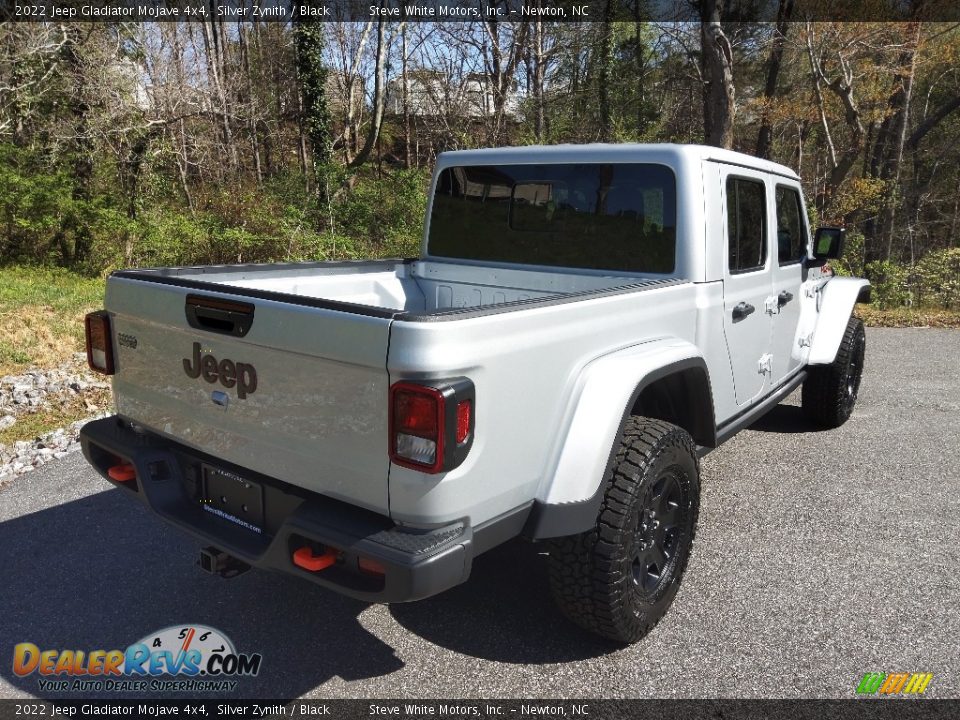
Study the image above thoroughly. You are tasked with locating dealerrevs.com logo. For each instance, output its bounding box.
[13,624,262,693]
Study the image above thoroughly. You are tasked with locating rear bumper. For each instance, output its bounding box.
[79,416,495,603]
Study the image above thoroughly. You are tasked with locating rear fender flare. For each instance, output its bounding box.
[525,340,713,539]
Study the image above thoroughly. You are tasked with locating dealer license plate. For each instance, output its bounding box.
[201,465,265,533]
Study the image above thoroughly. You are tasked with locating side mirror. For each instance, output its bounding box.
[811,226,846,261]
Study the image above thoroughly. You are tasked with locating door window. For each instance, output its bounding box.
[726,178,767,273]
[775,186,807,265]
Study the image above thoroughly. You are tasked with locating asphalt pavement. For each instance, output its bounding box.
[1,327,957,699]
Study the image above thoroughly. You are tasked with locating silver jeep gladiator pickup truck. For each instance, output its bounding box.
[81,144,869,643]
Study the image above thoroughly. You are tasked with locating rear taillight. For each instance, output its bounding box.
[392,384,444,470]
[84,310,115,375]
[389,379,475,474]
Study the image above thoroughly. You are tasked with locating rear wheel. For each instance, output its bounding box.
[802,316,866,428]
[547,418,700,644]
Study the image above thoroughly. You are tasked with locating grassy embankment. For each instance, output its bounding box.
[855,305,960,328]
[1,265,957,447]
[0,266,110,446]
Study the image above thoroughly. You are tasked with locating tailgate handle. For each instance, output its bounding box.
[185,295,255,337]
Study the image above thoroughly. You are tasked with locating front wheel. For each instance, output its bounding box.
[802,316,866,428]
[547,418,700,644]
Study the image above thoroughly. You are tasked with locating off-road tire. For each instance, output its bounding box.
[547,418,700,644]
[802,316,866,429]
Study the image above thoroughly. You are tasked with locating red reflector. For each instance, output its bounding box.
[456,400,471,444]
[394,390,439,437]
[84,311,115,375]
[292,547,338,572]
[107,463,136,482]
[358,557,386,576]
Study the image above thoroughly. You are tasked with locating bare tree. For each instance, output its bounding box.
[0,24,70,141]
[596,0,615,141]
[700,0,735,148]
[201,10,238,173]
[805,22,867,214]
[347,17,390,169]
[755,0,794,158]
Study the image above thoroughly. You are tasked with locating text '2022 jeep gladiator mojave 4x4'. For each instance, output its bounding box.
[80,144,868,643]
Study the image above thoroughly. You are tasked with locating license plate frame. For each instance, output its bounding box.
[201,465,265,533]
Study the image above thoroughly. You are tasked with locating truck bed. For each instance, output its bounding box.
[104,259,687,518]
[114,259,679,319]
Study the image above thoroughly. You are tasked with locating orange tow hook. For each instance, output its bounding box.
[107,463,136,482]
[292,547,338,572]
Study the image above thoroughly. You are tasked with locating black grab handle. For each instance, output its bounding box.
[732,301,755,322]
[185,295,255,337]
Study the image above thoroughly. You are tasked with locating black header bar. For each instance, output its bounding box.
[4,0,960,23]
[0,700,957,720]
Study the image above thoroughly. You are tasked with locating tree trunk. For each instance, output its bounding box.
[348,17,387,169]
[238,21,263,184]
[950,174,959,247]
[633,16,648,137]
[202,5,238,173]
[597,0,614,142]
[482,16,529,145]
[296,91,310,194]
[700,0,736,149]
[906,95,960,152]
[177,119,195,213]
[402,24,412,168]
[882,23,923,260]
[62,28,93,266]
[805,23,865,215]
[533,15,545,142]
[294,12,333,210]
[340,21,374,166]
[755,0,793,159]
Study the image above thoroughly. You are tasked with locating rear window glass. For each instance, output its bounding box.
[428,163,677,274]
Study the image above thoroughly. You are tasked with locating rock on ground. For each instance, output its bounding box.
[0,354,111,482]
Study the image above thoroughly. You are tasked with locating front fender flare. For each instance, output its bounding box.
[524,339,712,540]
[808,277,870,365]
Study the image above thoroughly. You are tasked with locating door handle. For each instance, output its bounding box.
[732,302,755,321]
[778,290,794,307]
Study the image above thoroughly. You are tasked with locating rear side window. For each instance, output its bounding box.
[775,185,807,264]
[428,163,677,274]
[726,177,767,273]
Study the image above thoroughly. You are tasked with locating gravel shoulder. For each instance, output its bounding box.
[0,355,109,481]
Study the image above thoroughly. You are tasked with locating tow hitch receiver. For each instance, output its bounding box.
[292,546,338,572]
[198,546,250,578]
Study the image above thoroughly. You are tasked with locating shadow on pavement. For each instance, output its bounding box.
[748,403,826,435]
[1,487,613,700]
[390,540,617,663]
[0,488,402,699]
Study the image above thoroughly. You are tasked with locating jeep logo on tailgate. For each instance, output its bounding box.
[183,342,258,399]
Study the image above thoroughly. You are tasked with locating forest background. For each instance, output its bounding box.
[2,4,960,390]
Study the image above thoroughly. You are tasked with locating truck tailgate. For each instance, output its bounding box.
[105,276,392,514]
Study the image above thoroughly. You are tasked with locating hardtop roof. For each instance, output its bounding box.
[436,143,800,181]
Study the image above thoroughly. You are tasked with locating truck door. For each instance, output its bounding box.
[769,183,808,384]
[720,169,774,406]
